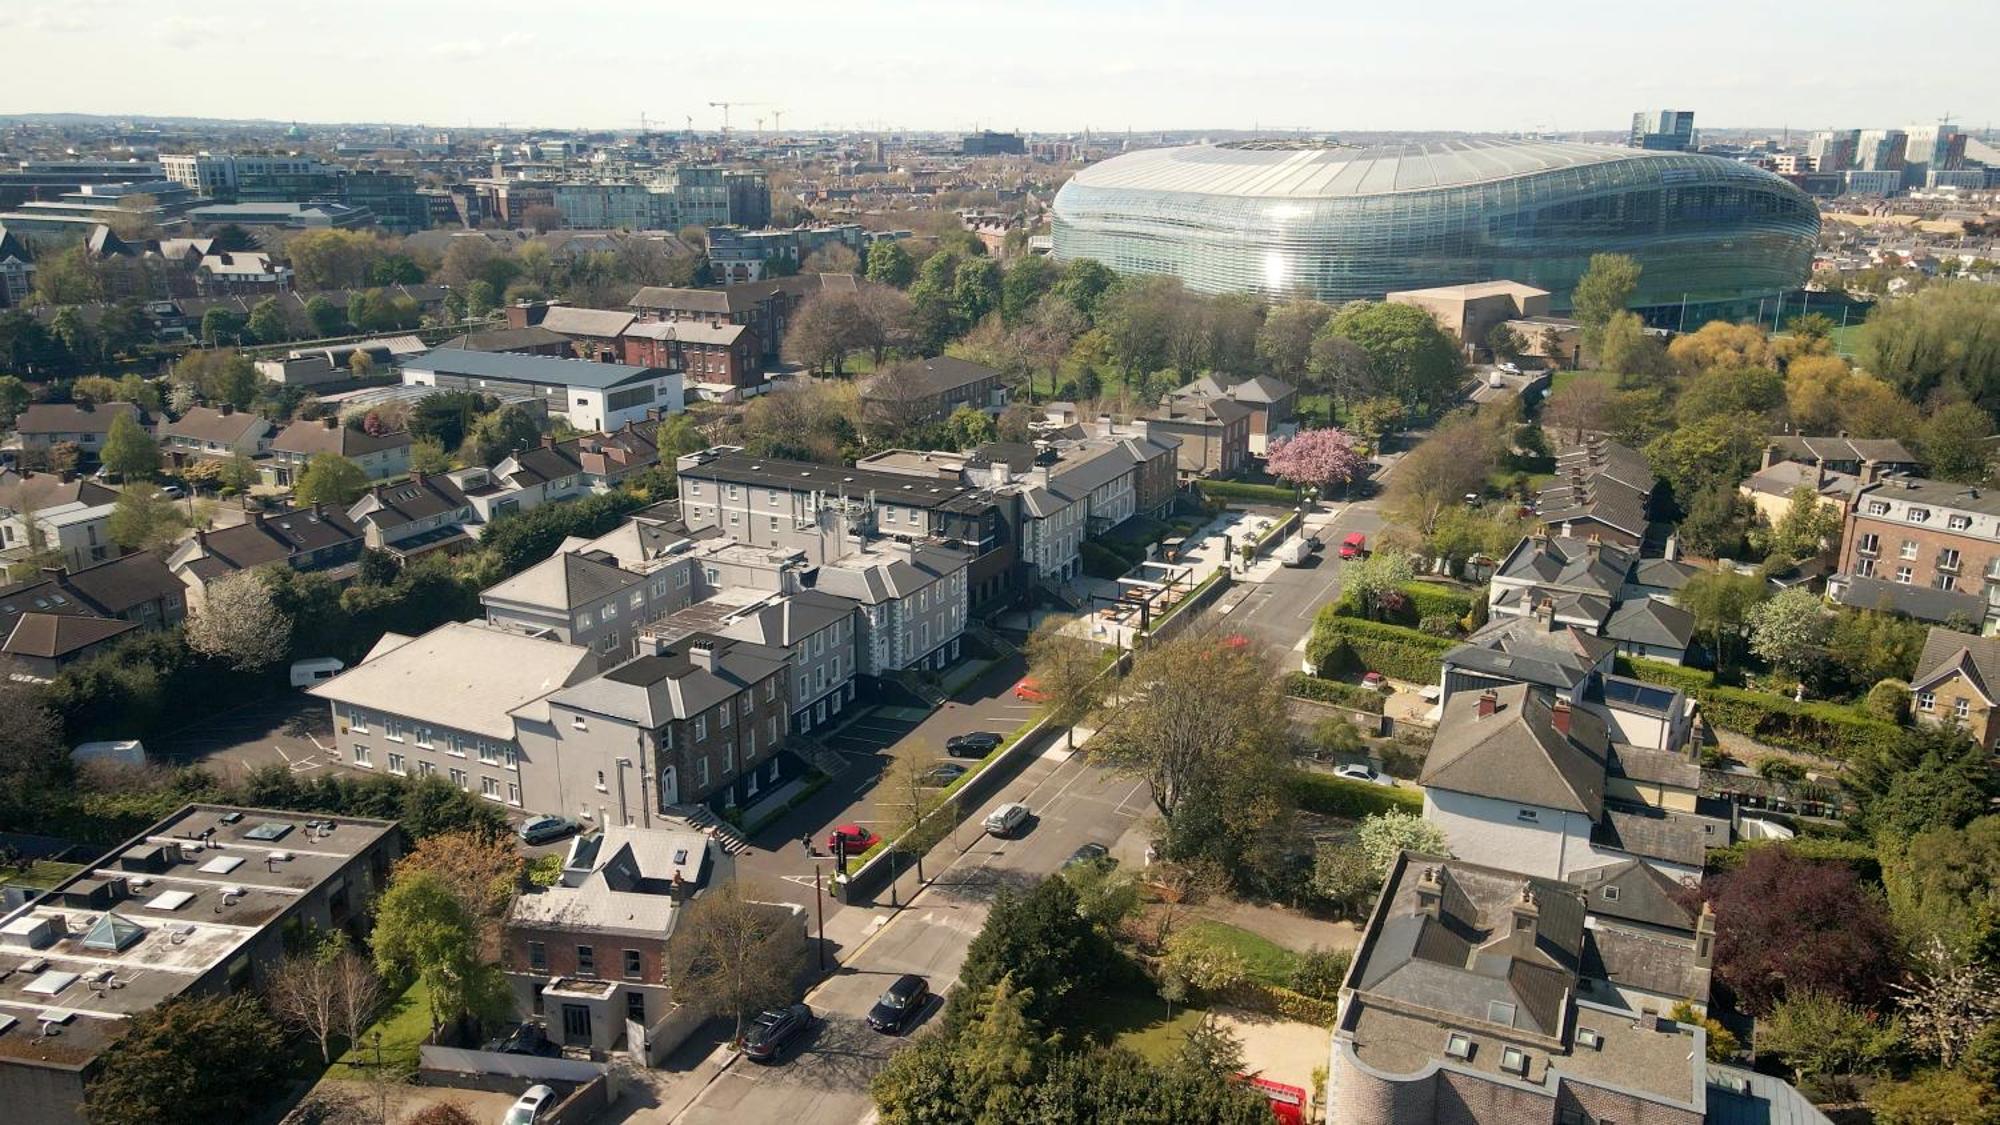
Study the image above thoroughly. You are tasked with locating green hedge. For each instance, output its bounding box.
[1080,540,1134,579]
[1622,658,1901,762]
[1704,836,1881,883]
[1218,981,1341,1028]
[1284,673,1386,714]
[1309,616,1455,684]
[1334,582,1475,628]
[1196,479,1297,505]
[1292,770,1424,818]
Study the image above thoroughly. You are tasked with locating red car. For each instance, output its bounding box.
[826,825,879,852]
[1339,532,1368,559]
[1014,678,1046,703]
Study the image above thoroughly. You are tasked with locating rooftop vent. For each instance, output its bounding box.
[1577,1027,1604,1050]
[1716,1073,1752,1095]
[1499,1046,1529,1076]
[144,891,194,912]
[1444,1032,1474,1060]
[198,855,243,875]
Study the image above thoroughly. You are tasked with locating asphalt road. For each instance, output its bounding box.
[671,747,1150,1125]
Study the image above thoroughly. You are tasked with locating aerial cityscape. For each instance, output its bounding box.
[0,6,1997,1125]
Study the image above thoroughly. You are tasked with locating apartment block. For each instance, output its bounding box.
[1831,475,2000,630]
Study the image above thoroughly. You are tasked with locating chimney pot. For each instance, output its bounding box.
[219,403,234,416]
[323,416,339,429]
[1550,699,1573,736]
[1476,689,1499,718]
[1415,865,1443,918]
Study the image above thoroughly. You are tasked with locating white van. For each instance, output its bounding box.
[289,657,345,688]
[72,740,145,766]
[984,803,1030,837]
[1275,538,1311,567]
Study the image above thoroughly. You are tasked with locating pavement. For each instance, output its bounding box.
[663,730,1151,1125]
[147,693,335,781]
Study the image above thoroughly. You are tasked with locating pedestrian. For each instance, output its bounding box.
[801,835,814,857]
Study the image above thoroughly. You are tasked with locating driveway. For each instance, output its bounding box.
[147,693,334,782]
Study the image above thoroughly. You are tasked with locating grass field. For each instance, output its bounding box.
[1080,977,1208,1062]
[0,861,84,889]
[328,979,431,1079]
[1183,920,1303,988]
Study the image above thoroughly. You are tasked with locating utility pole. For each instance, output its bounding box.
[813,862,827,971]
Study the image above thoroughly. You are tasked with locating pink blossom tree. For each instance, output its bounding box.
[1264,428,1364,499]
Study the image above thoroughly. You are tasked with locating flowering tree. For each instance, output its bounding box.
[1264,428,1364,497]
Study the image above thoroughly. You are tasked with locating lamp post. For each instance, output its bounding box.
[813,860,827,971]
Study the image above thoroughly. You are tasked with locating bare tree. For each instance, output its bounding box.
[1542,377,1618,445]
[1146,860,1227,949]
[331,951,383,1060]
[270,952,343,1064]
[860,360,940,442]
[1384,414,1503,535]
[1023,621,1106,749]
[669,881,806,1044]
[185,570,292,671]
[1892,936,2000,1068]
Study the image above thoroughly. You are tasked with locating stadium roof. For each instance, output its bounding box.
[1066,139,1726,199]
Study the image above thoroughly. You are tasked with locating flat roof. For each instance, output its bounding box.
[404,348,667,391]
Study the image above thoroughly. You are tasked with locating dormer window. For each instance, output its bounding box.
[1908,507,1931,523]
[1601,885,1620,901]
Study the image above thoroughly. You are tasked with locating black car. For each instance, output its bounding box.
[919,763,968,787]
[867,974,930,1034]
[481,1023,560,1057]
[945,732,1003,758]
[1064,842,1112,870]
[741,1004,813,1062]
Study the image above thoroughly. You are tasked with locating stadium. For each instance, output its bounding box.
[1050,139,1820,312]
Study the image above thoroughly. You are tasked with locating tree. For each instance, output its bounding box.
[1023,620,1106,749]
[952,977,1041,1116]
[404,1106,479,1125]
[392,830,523,925]
[1747,587,1832,681]
[51,307,98,364]
[1162,929,1249,997]
[1645,413,1765,501]
[0,375,30,427]
[186,569,292,671]
[1177,1013,1247,1079]
[294,453,370,506]
[1868,1070,1994,1125]
[304,294,347,337]
[1677,568,1766,667]
[372,868,500,1035]
[31,244,103,307]
[1258,299,1336,387]
[865,239,916,287]
[1921,400,1995,483]
[1385,413,1501,534]
[107,483,186,552]
[1356,809,1450,871]
[463,405,541,467]
[170,349,259,409]
[1675,365,1786,426]
[398,438,446,477]
[465,280,498,319]
[1668,321,1776,378]
[82,994,287,1125]
[1667,1000,1740,1062]
[952,256,1002,328]
[1596,311,1672,384]
[1570,253,1642,349]
[999,255,1055,325]
[99,411,160,481]
[953,876,1107,1032]
[1878,816,2000,954]
[1853,725,1996,841]
[1762,484,1843,561]
[521,204,564,234]
[288,229,383,290]
[269,941,381,1064]
[1862,282,2000,412]
[1705,845,1900,1014]
[1024,1047,1272,1123]
[1541,376,1618,444]
[943,404,995,450]
[1052,257,1116,321]
[1264,428,1364,498]
[1323,301,1462,410]
[201,306,246,346]
[784,290,871,375]
[1062,856,1140,931]
[1892,935,2000,1068]
[1344,549,1414,621]
[1346,395,1406,445]
[669,879,807,1043]
[1757,990,1902,1087]
[246,297,290,345]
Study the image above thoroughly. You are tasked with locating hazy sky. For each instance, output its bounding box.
[11,0,1997,135]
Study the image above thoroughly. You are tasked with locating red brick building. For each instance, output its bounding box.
[621,321,762,399]
[1830,475,2000,630]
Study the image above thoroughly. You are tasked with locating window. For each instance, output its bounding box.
[417,760,436,777]
[627,991,647,1022]
[387,752,406,776]
[1950,514,1973,530]
[1499,1046,1529,1076]
[508,783,521,806]
[1901,539,1919,560]
[596,770,607,791]
[527,941,547,971]
[687,482,702,497]
[1939,548,1962,571]
[1955,697,1971,720]
[719,704,731,729]
[349,710,370,734]
[1857,533,1880,555]
[696,757,710,788]
[1444,1032,1473,1060]
[573,715,589,731]
[577,945,595,976]
[694,715,707,741]
[1908,507,1931,523]
[447,735,466,758]
[578,610,594,627]
[1936,574,1958,592]
[1601,885,1620,901]
[1918,690,1936,712]
[1856,557,1877,578]
[725,485,738,500]
[723,740,734,771]
[352,744,372,767]
[449,767,468,790]
[630,591,644,610]
[482,776,500,800]
[740,696,753,716]
[1867,500,1890,515]
[1516,808,1538,822]
[478,742,499,765]
[1896,566,1914,584]
[624,949,643,980]
[768,716,778,742]
[766,677,777,701]
[601,601,618,620]
[414,727,433,749]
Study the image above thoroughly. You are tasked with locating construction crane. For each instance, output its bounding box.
[708,101,772,136]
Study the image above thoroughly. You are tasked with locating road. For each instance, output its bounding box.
[670,743,1150,1125]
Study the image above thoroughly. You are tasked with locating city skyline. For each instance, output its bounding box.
[8,0,1997,136]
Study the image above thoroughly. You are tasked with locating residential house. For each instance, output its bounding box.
[11,402,143,462]
[1909,626,2000,750]
[646,587,861,737]
[0,470,121,570]
[480,541,699,667]
[27,553,187,630]
[1486,534,1700,664]
[1147,395,1250,479]
[0,611,136,678]
[526,633,795,815]
[1763,434,1921,479]
[431,325,576,357]
[626,276,846,366]
[346,473,477,559]
[814,539,969,676]
[309,621,596,809]
[448,425,659,528]
[502,302,636,362]
[1738,457,1857,528]
[158,404,272,466]
[0,554,186,677]
[262,417,413,488]
[165,504,366,609]
[1325,852,1813,1125]
[860,356,1009,428]
[1829,474,2000,631]
[1167,373,1298,456]
[402,350,683,434]
[1420,683,1717,881]
[193,251,291,295]
[621,321,763,402]
[675,447,978,565]
[0,224,35,307]
[0,805,402,1125]
[1535,439,1656,549]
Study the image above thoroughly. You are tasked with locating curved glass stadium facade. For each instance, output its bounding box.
[1051,140,1820,310]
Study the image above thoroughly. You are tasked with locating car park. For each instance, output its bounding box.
[741,1004,813,1062]
[517,814,578,845]
[867,974,931,1034]
[945,731,1003,758]
[984,802,1030,837]
[827,824,880,853]
[502,1085,557,1125]
[920,763,968,787]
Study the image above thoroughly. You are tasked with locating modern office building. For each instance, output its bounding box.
[1629,109,1696,151]
[962,131,1026,156]
[1051,138,1819,312]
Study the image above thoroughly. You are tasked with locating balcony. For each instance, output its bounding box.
[1856,543,1879,558]
[1937,555,1962,573]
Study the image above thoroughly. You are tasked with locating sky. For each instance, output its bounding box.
[9,0,1998,137]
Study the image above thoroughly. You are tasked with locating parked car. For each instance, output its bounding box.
[1334,764,1394,787]
[482,1023,560,1058]
[1499,361,1522,375]
[945,731,1003,758]
[1339,532,1367,559]
[518,814,578,845]
[741,1004,813,1062]
[158,484,186,500]
[502,1084,557,1125]
[1361,672,1387,690]
[827,824,880,853]
[1275,538,1311,567]
[1064,842,1113,870]
[867,974,931,1034]
[1013,678,1047,703]
[920,763,968,787]
[984,802,1031,837]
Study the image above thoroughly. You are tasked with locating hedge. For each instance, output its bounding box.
[1308,616,1456,684]
[1080,540,1133,579]
[1217,981,1341,1028]
[1622,657,1902,762]
[1334,581,1475,628]
[1195,479,1297,505]
[1704,835,1881,883]
[1283,673,1386,714]
[1292,770,1425,818]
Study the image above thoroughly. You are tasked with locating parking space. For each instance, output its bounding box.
[147,694,335,782]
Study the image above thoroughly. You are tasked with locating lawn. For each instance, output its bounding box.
[1546,368,1616,396]
[328,979,432,1079]
[1078,974,1209,1063]
[0,861,84,889]
[1183,920,1303,988]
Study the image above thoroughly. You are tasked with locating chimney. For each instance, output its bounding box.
[1663,532,1680,562]
[687,639,717,672]
[1476,689,1499,718]
[1550,699,1573,736]
[1760,444,1779,471]
[1511,886,1540,939]
[1585,533,1601,561]
[219,403,234,416]
[1415,866,1443,918]
[59,469,75,484]
[322,416,339,430]
[1535,597,1555,625]
[1694,902,1716,968]
[411,470,426,486]
[541,434,556,449]
[1028,465,1051,491]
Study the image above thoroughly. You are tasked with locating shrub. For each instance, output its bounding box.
[1308,615,1455,684]
[1756,757,1806,782]
[1622,657,1901,762]
[1217,981,1342,1027]
[1333,581,1475,628]
[1195,479,1297,505]
[1417,614,1459,637]
[1289,947,1352,1001]
[1292,770,1424,818]
[1284,673,1385,714]
[1866,678,1910,722]
[1704,835,1881,884]
[1080,540,1133,579]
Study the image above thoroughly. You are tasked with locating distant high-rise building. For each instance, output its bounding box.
[1629,110,1695,151]
[1808,129,1859,172]
[962,131,1026,156]
[1901,123,1966,176]
[1854,129,1908,172]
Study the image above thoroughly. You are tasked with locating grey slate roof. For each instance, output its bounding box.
[434,325,573,353]
[553,633,790,726]
[1854,475,2000,519]
[161,406,265,447]
[1581,924,1711,1003]
[812,543,969,605]
[1493,535,1635,597]
[2,611,136,660]
[1567,858,1698,932]
[404,349,663,391]
[714,589,857,648]
[1832,573,1986,625]
[1445,616,1609,694]
[538,306,635,339]
[1591,805,1710,868]
[270,418,412,459]
[1766,434,1918,467]
[1911,625,2000,701]
[1424,682,1608,816]
[1603,597,1696,652]
[53,553,183,615]
[15,401,141,436]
